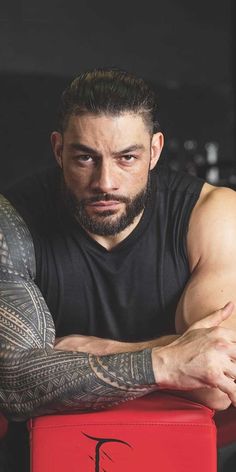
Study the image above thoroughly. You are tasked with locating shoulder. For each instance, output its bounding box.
[0,194,36,280]
[187,183,236,270]
[3,166,61,235]
[191,183,236,226]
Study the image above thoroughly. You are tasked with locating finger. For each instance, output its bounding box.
[216,375,236,406]
[224,360,236,379]
[220,302,235,321]
[221,333,236,345]
[191,302,234,330]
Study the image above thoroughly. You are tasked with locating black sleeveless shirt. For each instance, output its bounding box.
[4,165,204,341]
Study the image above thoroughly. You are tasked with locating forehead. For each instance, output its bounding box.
[63,113,151,148]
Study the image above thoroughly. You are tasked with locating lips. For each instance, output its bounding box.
[87,201,121,211]
[89,201,120,206]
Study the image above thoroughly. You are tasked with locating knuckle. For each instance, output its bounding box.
[208,392,231,411]
[205,367,220,386]
[213,339,229,350]
[213,396,231,411]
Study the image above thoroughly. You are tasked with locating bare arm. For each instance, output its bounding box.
[176,186,236,331]
[54,334,179,354]
[175,185,236,409]
[2,193,236,419]
[0,195,156,420]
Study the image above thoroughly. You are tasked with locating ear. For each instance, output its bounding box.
[150,132,164,170]
[51,131,63,167]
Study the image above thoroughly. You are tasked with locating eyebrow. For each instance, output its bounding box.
[69,143,145,155]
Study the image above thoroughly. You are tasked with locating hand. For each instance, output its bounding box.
[152,302,236,405]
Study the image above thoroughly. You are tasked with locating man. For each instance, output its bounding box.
[1,69,236,468]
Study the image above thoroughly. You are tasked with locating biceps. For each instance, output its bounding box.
[175,265,236,333]
[0,279,55,350]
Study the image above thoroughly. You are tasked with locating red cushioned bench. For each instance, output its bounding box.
[2,398,236,470]
[0,413,8,440]
[29,393,217,472]
[215,406,236,448]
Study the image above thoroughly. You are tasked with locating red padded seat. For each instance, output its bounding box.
[0,413,8,439]
[29,393,216,472]
[215,406,236,448]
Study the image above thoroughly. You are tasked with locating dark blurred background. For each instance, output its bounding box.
[0,0,235,189]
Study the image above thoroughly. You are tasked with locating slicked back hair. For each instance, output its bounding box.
[57,68,160,135]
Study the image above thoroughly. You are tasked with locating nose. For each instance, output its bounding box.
[91,160,118,193]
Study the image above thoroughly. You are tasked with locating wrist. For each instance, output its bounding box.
[151,346,171,387]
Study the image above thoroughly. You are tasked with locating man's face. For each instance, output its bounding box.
[51,113,163,236]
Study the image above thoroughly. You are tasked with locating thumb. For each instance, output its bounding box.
[189,302,234,330]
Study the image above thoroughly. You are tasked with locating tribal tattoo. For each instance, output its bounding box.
[0,195,156,420]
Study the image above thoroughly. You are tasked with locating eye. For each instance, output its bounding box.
[120,155,136,163]
[74,155,95,164]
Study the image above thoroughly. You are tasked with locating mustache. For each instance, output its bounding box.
[81,194,130,205]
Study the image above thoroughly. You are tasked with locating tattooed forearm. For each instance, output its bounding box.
[0,196,156,420]
[0,343,155,419]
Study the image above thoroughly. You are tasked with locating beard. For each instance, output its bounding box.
[61,175,151,237]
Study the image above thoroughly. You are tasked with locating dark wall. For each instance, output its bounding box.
[0,0,233,84]
[0,0,234,188]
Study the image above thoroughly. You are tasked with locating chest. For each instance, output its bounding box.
[35,226,190,341]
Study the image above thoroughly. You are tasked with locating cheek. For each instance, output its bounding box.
[131,166,149,187]
[63,162,89,184]
[125,175,148,200]
[63,169,89,199]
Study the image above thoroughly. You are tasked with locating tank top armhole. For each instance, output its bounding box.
[181,182,205,266]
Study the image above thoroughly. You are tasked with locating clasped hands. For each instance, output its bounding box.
[54,302,236,406]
